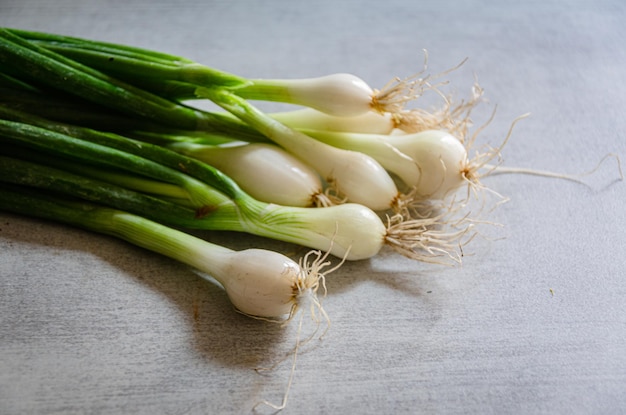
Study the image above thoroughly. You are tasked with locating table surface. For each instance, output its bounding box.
[1,1,625,414]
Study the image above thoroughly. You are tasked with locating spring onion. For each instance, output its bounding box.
[1,113,472,262]
[0,183,331,319]
[197,87,401,211]
[1,28,485,263]
[0,29,451,210]
[0,28,260,138]
[0,25,560,414]
[9,28,428,117]
[165,141,331,207]
[304,128,471,199]
[4,152,470,263]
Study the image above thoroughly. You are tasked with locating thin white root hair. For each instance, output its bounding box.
[461,113,531,199]
[393,77,486,138]
[390,185,511,264]
[481,153,624,186]
[253,306,305,413]
[252,240,349,412]
[312,192,334,208]
[313,186,346,208]
[384,204,477,265]
[319,178,349,208]
[371,53,468,115]
[461,94,497,151]
[392,190,441,220]
[386,109,526,262]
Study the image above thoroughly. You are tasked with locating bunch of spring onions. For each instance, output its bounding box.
[4,27,624,412]
[0,27,514,322]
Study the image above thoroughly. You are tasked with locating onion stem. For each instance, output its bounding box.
[197,87,399,211]
[0,183,329,319]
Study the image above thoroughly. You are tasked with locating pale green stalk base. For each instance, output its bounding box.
[0,185,231,269]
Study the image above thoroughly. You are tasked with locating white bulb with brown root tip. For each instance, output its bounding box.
[169,141,328,207]
[388,130,470,199]
[212,249,313,318]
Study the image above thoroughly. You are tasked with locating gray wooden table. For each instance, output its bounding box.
[1,1,625,414]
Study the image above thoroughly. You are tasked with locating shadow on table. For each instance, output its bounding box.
[1,215,294,371]
[2,214,463,374]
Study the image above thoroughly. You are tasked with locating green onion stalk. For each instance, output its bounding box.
[0,28,260,140]
[0,119,383,261]
[0,29,475,263]
[197,87,402,211]
[0,182,334,320]
[3,105,475,264]
[0,113,471,263]
[0,29,403,211]
[0,89,330,208]
[4,28,421,117]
